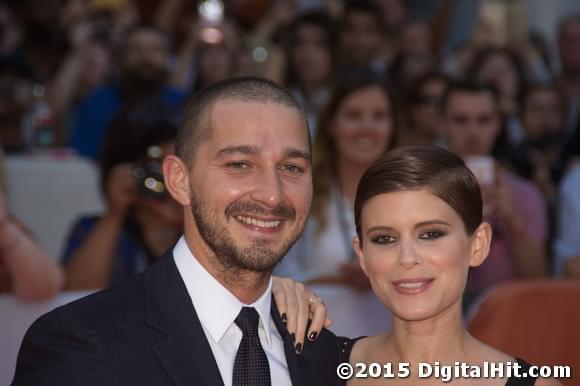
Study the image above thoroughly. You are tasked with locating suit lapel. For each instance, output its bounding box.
[271,300,305,386]
[144,253,224,386]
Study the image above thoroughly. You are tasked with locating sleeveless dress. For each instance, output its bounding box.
[337,337,537,385]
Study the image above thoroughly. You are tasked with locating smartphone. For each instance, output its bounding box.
[198,0,224,44]
[465,156,495,186]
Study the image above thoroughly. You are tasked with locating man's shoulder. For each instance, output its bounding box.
[38,274,146,329]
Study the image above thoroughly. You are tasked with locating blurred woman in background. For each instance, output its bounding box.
[284,10,338,136]
[467,47,527,145]
[399,71,449,146]
[0,148,63,300]
[277,74,396,289]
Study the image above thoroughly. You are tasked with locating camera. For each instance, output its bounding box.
[133,146,168,200]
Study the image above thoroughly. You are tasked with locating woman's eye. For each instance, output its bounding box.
[419,230,445,240]
[370,235,396,245]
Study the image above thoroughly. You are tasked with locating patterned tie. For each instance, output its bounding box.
[232,307,271,386]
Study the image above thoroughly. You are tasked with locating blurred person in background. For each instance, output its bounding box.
[9,0,67,82]
[0,2,23,58]
[62,116,182,289]
[283,10,338,136]
[0,58,48,152]
[376,0,408,37]
[397,18,434,58]
[0,148,63,300]
[68,24,186,159]
[555,14,580,136]
[509,84,568,205]
[442,39,478,80]
[440,81,547,303]
[389,19,438,98]
[277,75,396,290]
[47,21,114,146]
[339,0,389,77]
[398,71,449,146]
[388,51,437,99]
[170,15,242,94]
[467,47,527,145]
[554,127,580,277]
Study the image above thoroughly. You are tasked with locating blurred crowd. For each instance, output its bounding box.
[0,0,580,307]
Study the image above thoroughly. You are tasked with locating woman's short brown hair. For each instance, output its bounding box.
[354,145,482,244]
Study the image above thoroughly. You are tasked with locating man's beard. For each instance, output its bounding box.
[190,192,301,273]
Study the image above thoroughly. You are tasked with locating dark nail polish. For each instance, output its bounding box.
[291,333,295,342]
[281,313,287,323]
[308,331,317,341]
[295,343,303,354]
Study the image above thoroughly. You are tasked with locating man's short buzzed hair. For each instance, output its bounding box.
[176,77,308,166]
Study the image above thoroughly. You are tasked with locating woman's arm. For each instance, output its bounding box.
[0,219,64,301]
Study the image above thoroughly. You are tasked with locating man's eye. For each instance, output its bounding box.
[419,230,445,240]
[227,162,250,169]
[370,235,396,245]
[281,164,303,173]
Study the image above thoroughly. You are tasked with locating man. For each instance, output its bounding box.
[13,78,339,385]
[555,14,580,135]
[69,24,186,159]
[441,81,547,298]
[340,0,389,76]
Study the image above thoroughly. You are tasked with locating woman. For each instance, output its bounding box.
[0,147,63,300]
[341,145,558,385]
[467,47,527,146]
[284,10,337,136]
[277,75,396,289]
[399,71,450,146]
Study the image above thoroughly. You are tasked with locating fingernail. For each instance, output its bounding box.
[281,313,287,323]
[295,343,302,354]
[308,331,317,341]
[291,333,295,342]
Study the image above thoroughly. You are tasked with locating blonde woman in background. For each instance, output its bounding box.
[277,74,396,289]
[0,148,63,301]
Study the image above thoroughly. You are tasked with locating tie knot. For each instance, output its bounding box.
[235,307,260,336]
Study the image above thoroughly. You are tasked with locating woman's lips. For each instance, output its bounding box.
[392,278,434,295]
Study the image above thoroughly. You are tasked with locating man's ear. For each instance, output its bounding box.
[353,236,368,276]
[469,222,493,267]
[163,155,191,206]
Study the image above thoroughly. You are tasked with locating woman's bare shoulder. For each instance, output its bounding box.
[349,334,389,363]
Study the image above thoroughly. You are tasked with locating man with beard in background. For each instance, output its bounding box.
[69,24,186,159]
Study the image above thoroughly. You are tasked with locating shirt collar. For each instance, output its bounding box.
[173,236,274,347]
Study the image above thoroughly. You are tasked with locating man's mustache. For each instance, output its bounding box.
[225,201,296,221]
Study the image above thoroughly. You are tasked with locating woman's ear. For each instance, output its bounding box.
[353,236,368,275]
[469,222,493,267]
[162,155,191,206]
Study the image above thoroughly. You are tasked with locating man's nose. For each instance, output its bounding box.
[249,168,284,209]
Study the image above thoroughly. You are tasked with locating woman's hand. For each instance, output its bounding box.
[272,277,332,354]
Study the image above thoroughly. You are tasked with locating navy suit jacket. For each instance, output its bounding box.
[12,252,341,386]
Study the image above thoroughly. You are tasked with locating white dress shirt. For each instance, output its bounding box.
[173,237,292,386]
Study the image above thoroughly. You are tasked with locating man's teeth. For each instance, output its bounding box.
[398,282,428,289]
[236,215,281,228]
